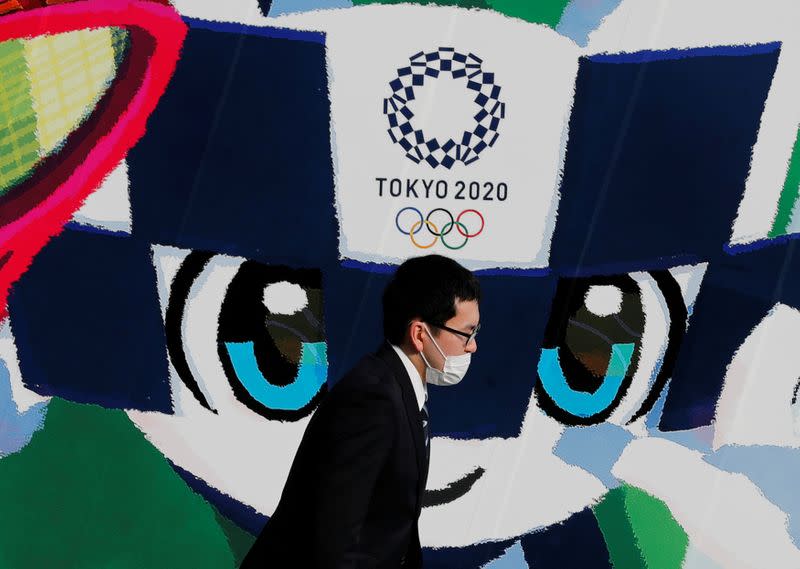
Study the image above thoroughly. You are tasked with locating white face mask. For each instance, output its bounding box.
[419,324,471,387]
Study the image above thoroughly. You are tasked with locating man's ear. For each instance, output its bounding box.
[408,319,425,353]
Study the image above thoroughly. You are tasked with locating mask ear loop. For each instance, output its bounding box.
[422,323,447,361]
[420,324,446,375]
[419,349,435,371]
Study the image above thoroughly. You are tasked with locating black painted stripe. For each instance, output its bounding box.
[165,250,216,413]
[423,467,485,508]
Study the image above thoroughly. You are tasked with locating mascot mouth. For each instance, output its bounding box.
[423,467,486,508]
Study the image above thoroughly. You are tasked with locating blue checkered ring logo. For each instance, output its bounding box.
[383,47,506,169]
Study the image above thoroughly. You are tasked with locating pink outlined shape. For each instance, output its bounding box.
[0,0,186,317]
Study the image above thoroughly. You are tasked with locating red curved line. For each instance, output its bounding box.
[0,0,187,318]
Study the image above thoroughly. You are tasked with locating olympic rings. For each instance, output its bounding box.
[395,207,485,249]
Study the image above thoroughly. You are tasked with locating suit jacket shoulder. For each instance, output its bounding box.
[331,346,407,402]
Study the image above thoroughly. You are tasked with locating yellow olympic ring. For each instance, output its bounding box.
[409,219,439,249]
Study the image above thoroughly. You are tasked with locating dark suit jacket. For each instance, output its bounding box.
[240,343,429,569]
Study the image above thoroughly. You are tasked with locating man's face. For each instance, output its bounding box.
[424,298,480,368]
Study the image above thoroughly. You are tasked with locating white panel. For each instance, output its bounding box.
[271,6,580,269]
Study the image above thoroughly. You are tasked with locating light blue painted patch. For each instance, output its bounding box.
[786,194,800,235]
[556,0,624,46]
[268,0,352,16]
[538,343,634,418]
[481,540,528,569]
[682,543,725,569]
[224,341,327,411]
[0,360,47,456]
[554,422,632,487]
[704,445,800,546]
[645,377,669,430]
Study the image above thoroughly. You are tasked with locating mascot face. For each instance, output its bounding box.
[3,3,799,567]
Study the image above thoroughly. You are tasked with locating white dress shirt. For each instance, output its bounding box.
[390,344,427,411]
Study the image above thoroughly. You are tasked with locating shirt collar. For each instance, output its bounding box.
[390,343,427,411]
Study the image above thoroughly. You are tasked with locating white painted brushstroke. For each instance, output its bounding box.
[714,303,800,450]
[613,437,800,569]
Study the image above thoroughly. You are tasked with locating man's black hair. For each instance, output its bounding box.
[382,254,481,345]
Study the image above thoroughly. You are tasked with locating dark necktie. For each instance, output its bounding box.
[421,398,430,465]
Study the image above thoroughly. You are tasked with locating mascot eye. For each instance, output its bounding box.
[535,270,688,426]
[163,249,327,422]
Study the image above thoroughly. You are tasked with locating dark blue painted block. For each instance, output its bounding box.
[550,44,780,275]
[127,21,336,269]
[660,240,800,430]
[8,228,170,411]
[521,508,612,568]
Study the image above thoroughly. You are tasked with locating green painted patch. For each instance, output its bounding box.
[212,508,257,567]
[0,398,237,568]
[485,0,571,26]
[770,126,800,238]
[595,487,648,569]
[350,0,572,26]
[594,485,688,569]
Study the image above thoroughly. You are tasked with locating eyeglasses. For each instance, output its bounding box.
[429,322,481,348]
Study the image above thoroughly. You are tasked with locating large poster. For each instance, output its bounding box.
[0,1,799,568]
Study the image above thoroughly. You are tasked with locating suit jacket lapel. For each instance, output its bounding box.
[375,343,427,512]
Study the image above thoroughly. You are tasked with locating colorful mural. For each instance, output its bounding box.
[1,0,799,567]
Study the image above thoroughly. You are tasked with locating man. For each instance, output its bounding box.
[240,254,481,568]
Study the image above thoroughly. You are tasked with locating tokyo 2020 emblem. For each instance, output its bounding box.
[383,47,506,169]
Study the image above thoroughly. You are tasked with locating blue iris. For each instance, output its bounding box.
[537,343,635,418]
[223,341,327,411]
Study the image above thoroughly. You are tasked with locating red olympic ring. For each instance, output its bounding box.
[455,209,485,238]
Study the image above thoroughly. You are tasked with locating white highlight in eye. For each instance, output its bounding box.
[263,281,308,315]
[584,285,623,316]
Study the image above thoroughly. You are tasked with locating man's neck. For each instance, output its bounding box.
[397,341,427,386]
